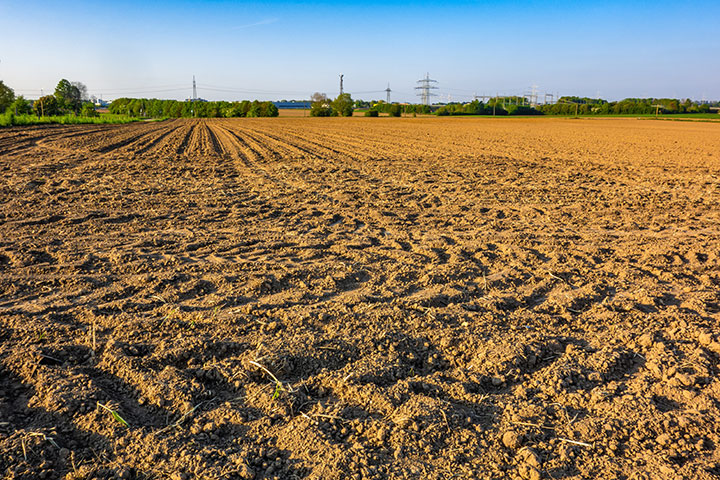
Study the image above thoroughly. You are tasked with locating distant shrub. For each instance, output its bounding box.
[506,105,542,116]
[388,104,402,117]
[364,109,379,117]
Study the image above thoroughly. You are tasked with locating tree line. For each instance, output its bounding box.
[108,98,278,118]
[2,78,717,121]
[1,79,98,117]
[537,97,713,115]
[308,94,437,117]
[433,97,716,116]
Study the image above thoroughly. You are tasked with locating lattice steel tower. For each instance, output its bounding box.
[415,73,438,105]
[192,75,197,101]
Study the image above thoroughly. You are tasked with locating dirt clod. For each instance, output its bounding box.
[502,431,524,449]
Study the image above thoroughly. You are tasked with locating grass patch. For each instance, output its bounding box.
[0,112,143,127]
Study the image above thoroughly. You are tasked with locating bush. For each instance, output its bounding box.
[310,104,332,117]
[364,109,379,117]
[388,104,402,117]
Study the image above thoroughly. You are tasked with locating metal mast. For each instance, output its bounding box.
[385,83,392,103]
[192,75,197,101]
[415,73,438,105]
[339,74,344,95]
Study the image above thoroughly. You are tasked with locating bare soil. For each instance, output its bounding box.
[1,117,720,480]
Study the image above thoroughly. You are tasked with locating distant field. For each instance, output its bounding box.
[279,108,720,120]
[1,117,719,479]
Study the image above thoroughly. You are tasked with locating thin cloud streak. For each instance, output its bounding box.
[232,18,279,30]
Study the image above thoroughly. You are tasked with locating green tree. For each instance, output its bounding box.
[9,96,33,115]
[54,79,82,113]
[310,92,332,117]
[0,81,15,113]
[388,103,402,117]
[223,102,244,117]
[34,95,61,116]
[331,93,354,117]
[80,102,99,117]
[247,101,262,117]
[261,102,279,117]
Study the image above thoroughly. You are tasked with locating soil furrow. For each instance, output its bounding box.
[1,117,720,480]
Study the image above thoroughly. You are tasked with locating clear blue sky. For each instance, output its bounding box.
[1,0,717,102]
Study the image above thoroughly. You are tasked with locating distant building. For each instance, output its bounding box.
[273,101,311,109]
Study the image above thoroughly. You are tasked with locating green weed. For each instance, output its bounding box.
[97,402,129,428]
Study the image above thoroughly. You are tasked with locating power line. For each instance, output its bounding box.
[198,84,310,96]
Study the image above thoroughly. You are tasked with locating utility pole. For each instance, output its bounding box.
[192,75,197,101]
[415,73,438,105]
[385,83,391,103]
[339,74,344,95]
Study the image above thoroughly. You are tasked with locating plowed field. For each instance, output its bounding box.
[1,117,720,480]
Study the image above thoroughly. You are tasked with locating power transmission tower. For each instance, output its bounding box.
[385,83,391,103]
[192,75,197,101]
[415,73,438,105]
[339,74,344,95]
[529,85,539,106]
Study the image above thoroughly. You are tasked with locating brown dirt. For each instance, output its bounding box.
[1,117,720,480]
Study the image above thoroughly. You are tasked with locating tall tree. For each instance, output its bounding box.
[310,92,332,117]
[331,93,354,117]
[54,79,82,113]
[34,95,61,116]
[71,81,89,102]
[0,80,15,113]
